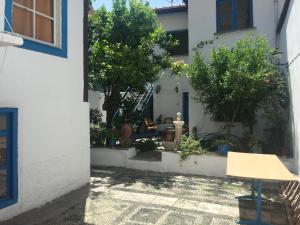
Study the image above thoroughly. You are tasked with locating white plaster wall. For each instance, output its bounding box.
[158,12,188,32]
[188,0,284,53]
[154,12,189,121]
[91,147,136,168]
[153,55,190,121]
[0,0,90,221]
[279,0,300,173]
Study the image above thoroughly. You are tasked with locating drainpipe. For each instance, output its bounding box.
[274,0,280,50]
[83,0,89,102]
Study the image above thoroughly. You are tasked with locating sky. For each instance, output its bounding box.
[92,0,184,10]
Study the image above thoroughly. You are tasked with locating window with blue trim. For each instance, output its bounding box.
[0,108,18,209]
[216,0,253,33]
[5,0,68,58]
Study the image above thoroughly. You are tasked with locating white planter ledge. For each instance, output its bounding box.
[91,147,136,167]
[91,148,296,178]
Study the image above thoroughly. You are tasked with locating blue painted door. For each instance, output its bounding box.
[183,92,189,125]
[0,113,10,201]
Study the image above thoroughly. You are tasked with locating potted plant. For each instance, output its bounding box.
[246,135,263,154]
[104,128,119,147]
[135,139,157,152]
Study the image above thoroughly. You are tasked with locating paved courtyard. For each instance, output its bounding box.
[2,167,288,225]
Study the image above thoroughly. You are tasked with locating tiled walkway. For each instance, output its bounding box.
[2,167,288,225]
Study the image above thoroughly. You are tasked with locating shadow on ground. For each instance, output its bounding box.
[0,166,288,225]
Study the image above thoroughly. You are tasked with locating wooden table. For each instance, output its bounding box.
[226,152,295,225]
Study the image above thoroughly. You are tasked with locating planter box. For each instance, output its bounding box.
[91,148,296,178]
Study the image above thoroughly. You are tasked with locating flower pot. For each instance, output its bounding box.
[120,123,133,147]
[108,139,116,147]
[163,141,177,151]
[217,144,228,155]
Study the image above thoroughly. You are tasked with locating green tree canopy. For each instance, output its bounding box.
[88,0,175,127]
[188,36,288,138]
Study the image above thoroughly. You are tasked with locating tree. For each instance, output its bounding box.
[88,0,94,10]
[88,0,175,127]
[188,36,288,139]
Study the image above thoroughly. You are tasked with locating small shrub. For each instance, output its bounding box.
[180,136,206,161]
[90,127,105,147]
[135,139,157,152]
[90,108,102,125]
[200,134,226,152]
[90,108,104,147]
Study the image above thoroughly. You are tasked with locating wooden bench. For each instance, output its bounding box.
[281,176,300,225]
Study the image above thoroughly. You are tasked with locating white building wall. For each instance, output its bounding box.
[158,11,188,32]
[155,0,284,136]
[0,0,90,221]
[279,0,300,173]
[187,0,284,136]
[154,12,190,122]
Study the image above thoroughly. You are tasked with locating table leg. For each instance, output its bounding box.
[237,180,272,225]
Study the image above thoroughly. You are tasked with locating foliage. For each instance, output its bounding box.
[90,108,102,125]
[88,0,176,127]
[211,138,240,152]
[90,108,105,146]
[180,136,206,161]
[88,0,94,10]
[200,133,225,151]
[243,134,263,153]
[135,139,157,152]
[188,36,288,138]
[103,128,119,140]
[111,93,149,133]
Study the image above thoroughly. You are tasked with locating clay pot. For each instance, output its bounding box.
[163,127,175,142]
[119,123,133,147]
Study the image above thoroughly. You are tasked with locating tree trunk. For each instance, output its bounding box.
[225,122,232,141]
[105,85,121,128]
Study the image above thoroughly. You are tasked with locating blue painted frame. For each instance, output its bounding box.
[0,108,18,209]
[4,0,68,58]
[216,0,253,33]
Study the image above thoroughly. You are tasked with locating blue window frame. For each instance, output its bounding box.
[4,0,68,58]
[216,0,253,33]
[0,108,18,209]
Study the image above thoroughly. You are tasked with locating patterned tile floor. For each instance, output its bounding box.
[1,167,288,225]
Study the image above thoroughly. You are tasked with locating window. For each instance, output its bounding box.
[0,109,18,209]
[168,30,189,56]
[216,0,253,33]
[4,0,68,58]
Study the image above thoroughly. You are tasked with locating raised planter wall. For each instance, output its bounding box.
[162,152,227,177]
[91,147,136,168]
[91,148,296,177]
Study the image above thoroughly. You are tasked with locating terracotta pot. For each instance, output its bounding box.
[120,123,133,147]
[163,127,175,142]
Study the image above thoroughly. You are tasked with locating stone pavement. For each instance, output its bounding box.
[1,167,288,225]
